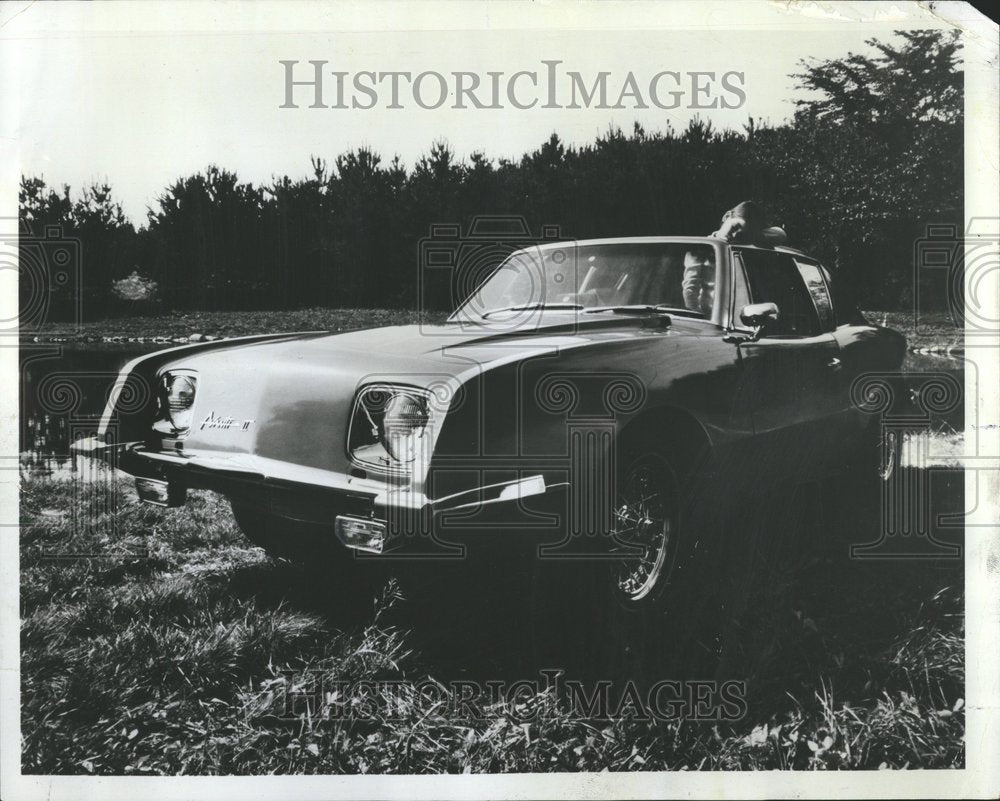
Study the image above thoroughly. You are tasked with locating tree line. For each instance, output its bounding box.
[20,30,962,322]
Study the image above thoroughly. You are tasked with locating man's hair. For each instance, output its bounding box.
[684,245,714,262]
[722,200,766,229]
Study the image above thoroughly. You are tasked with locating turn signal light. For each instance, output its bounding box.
[334,516,386,554]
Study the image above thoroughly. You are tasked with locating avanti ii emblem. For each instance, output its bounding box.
[200,411,255,431]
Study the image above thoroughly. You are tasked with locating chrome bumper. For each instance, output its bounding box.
[74,438,570,550]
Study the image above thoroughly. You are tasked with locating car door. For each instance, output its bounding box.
[730,247,844,469]
[812,259,909,439]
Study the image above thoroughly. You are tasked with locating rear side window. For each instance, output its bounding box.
[794,259,835,332]
[818,263,868,326]
[736,249,821,337]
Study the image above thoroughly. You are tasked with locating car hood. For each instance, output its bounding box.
[152,317,700,473]
[190,316,693,373]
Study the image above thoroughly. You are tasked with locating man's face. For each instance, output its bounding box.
[721,214,751,242]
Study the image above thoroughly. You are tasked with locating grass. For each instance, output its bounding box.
[20,468,964,774]
[20,307,449,341]
[868,310,962,351]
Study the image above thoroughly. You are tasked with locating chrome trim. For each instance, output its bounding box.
[335,516,386,554]
[86,441,568,520]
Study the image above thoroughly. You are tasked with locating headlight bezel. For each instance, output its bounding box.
[347,383,442,473]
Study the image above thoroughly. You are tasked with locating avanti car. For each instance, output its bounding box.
[82,235,905,633]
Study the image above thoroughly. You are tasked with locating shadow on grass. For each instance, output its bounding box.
[216,461,964,712]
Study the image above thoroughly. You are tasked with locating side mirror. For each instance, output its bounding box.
[740,302,779,329]
[725,302,779,344]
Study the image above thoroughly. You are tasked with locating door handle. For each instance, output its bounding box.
[827,357,843,370]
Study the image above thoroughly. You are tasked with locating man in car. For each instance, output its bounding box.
[681,245,716,316]
[684,201,788,315]
[712,200,786,245]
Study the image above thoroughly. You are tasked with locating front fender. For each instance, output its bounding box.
[98,332,328,443]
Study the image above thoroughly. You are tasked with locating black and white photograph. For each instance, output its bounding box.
[1,2,998,798]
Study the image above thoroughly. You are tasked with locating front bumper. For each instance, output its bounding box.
[75,438,570,553]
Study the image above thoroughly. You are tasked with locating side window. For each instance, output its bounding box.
[818,263,867,326]
[795,259,835,332]
[737,249,820,337]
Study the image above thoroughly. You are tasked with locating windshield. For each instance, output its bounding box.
[451,241,719,322]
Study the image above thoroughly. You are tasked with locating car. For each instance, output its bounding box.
[81,235,905,641]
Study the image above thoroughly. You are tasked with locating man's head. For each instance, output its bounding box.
[683,246,714,274]
[717,200,766,243]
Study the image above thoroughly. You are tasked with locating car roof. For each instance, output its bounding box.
[521,236,812,258]
[530,236,720,248]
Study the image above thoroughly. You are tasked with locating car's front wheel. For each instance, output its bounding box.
[528,442,727,681]
[608,452,683,608]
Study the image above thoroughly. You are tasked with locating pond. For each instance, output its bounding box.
[20,344,158,479]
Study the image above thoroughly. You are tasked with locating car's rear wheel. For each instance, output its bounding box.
[836,418,901,484]
[870,421,902,482]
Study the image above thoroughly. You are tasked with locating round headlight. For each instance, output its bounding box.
[162,373,197,433]
[381,392,429,463]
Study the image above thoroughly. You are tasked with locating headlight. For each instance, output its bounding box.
[382,392,429,463]
[348,385,438,470]
[158,371,197,434]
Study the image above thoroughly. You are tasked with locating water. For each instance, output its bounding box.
[20,344,158,479]
[19,344,965,479]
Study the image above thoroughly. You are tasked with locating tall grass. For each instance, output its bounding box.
[21,473,964,773]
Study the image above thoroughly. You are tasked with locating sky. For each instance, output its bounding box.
[2,1,950,224]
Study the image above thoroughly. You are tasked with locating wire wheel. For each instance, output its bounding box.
[611,455,677,603]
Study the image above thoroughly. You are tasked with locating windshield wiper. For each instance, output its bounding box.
[583,304,709,319]
[584,304,673,315]
[481,302,584,318]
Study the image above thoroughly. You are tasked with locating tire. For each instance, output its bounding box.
[607,452,686,610]
[838,418,901,485]
[867,420,902,483]
[527,441,727,682]
[608,446,730,677]
[819,419,902,559]
[826,420,901,527]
